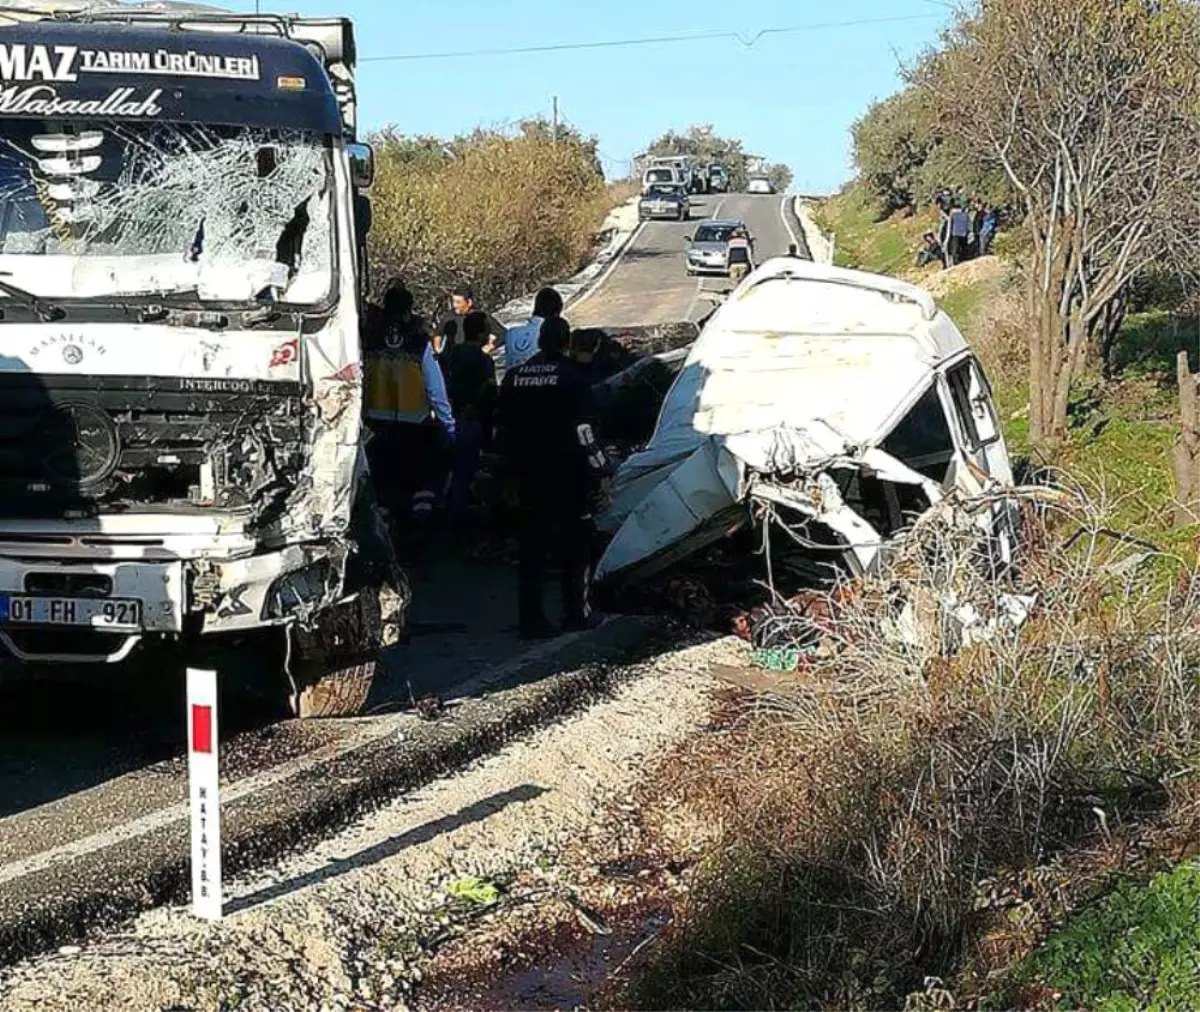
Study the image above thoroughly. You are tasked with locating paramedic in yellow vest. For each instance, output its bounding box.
[363,281,456,551]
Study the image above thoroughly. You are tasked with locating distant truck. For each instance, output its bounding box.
[641,163,684,190]
[0,1,405,717]
[645,154,703,195]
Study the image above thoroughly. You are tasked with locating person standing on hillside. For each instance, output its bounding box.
[979,205,998,256]
[497,316,608,639]
[505,287,564,372]
[946,200,972,268]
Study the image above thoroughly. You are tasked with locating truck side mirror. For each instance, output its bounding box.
[348,141,375,189]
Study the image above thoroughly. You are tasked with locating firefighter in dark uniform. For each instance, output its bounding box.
[498,316,608,639]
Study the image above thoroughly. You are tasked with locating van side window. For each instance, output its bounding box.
[880,384,955,483]
[946,359,999,447]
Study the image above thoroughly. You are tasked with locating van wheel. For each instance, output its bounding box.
[289,589,385,719]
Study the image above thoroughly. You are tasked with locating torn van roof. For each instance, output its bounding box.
[603,258,970,506]
[642,257,967,450]
[596,258,985,583]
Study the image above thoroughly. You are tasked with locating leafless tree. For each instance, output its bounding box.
[927,0,1200,452]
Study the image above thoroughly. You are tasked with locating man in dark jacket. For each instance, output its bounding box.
[446,311,497,538]
[498,316,607,639]
[915,231,944,267]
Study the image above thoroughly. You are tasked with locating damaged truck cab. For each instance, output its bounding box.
[0,6,402,716]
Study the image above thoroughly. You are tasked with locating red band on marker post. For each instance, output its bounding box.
[187,669,222,920]
[191,704,213,755]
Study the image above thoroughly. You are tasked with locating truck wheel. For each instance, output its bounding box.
[289,587,389,719]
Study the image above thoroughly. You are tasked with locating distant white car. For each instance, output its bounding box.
[747,177,775,195]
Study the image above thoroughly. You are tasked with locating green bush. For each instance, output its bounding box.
[851,88,938,215]
[850,82,1007,216]
[1003,864,1200,1011]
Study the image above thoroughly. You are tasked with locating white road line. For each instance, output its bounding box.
[566,219,648,311]
[779,193,801,251]
[684,194,728,322]
[0,620,622,889]
[0,721,399,887]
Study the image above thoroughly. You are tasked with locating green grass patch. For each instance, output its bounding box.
[1062,407,1177,530]
[999,864,1200,1011]
[814,183,933,276]
[1111,310,1200,379]
[938,283,985,333]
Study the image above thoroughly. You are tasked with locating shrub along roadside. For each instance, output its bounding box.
[993,864,1200,1011]
[365,121,632,315]
[627,486,1200,1011]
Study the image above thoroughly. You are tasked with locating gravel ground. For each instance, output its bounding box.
[0,637,741,1012]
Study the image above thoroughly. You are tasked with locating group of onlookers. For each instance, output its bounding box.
[916,189,1001,269]
[360,280,607,638]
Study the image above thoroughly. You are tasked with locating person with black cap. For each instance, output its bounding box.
[362,279,455,566]
[497,315,608,639]
[505,286,563,371]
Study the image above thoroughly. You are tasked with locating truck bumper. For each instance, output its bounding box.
[0,542,344,664]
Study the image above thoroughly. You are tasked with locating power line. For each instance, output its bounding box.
[359,13,942,64]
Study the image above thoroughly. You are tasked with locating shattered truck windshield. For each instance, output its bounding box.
[0,120,334,306]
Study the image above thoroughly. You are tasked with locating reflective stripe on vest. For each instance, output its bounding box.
[364,349,431,423]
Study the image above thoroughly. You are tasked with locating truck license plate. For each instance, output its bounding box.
[0,595,142,631]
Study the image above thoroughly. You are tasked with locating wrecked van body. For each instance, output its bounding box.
[0,7,402,716]
[596,258,1016,587]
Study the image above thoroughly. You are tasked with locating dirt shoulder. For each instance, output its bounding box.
[0,637,740,1012]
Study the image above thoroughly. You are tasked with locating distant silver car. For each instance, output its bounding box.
[685,218,752,276]
[639,183,690,222]
[747,177,775,195]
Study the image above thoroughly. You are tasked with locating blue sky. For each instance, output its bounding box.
[225,0,950,193]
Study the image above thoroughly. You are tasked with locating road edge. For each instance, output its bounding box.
[0,616,659,967]
[793,196,834,265]
[496,196,644,324]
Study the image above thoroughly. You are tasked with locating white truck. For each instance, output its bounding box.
[0,1,406,716]
[643,154,701,194]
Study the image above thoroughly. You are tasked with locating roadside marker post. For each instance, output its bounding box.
[186,668,222,921]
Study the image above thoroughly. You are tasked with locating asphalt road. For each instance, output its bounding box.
[570,192,809,329]
[0,191,810,965]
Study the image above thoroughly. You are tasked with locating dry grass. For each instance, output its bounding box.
[367,129,626,314]
[628,484,1200,1010]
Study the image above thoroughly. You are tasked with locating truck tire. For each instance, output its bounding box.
[289,588,384,719]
